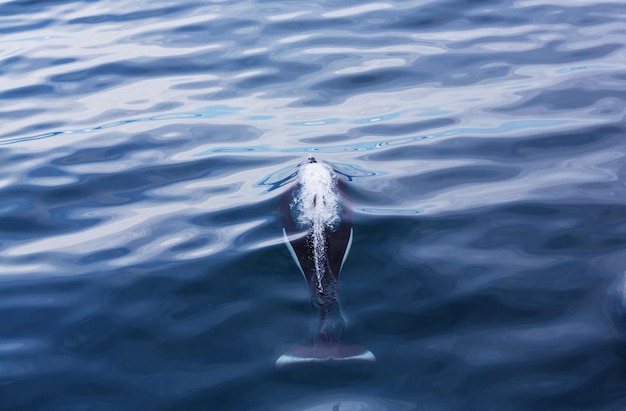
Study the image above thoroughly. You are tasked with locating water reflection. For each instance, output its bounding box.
[273,393,418,411]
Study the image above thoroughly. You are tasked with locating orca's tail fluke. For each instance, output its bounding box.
[275,343,375,368]
[274,289,376,368]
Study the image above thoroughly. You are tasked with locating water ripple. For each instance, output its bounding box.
[1,0,626,410]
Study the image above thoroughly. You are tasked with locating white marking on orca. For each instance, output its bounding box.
[283,227,305,280]
[283,226,353,280]
[340,228,353,272]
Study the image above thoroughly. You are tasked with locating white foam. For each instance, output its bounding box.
[291,162,340,290]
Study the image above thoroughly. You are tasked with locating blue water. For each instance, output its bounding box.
[1,0,626,409]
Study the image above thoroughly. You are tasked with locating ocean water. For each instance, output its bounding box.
[1,0,626,410]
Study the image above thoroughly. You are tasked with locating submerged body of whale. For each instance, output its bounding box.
[277,156,375,368]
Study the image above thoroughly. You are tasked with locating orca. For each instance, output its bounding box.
[277,156,375,368]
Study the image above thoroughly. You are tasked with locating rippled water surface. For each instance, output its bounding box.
[2,0,626,410]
